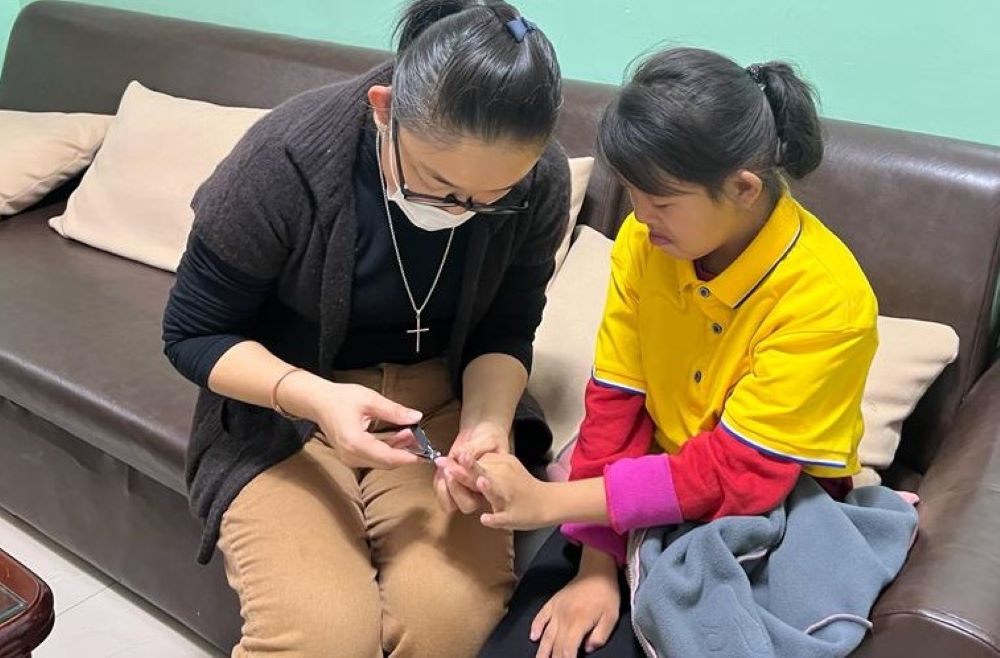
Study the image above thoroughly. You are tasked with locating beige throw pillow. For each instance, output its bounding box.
[549,157,595,283]
[0,111,113,216]
[49,82,269,271]
[529,228,960,486]
[854,316,959,486]
[529,225,612,455]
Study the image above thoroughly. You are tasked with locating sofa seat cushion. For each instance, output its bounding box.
[0,204,195,493]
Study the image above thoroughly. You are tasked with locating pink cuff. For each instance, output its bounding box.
[560,523,626,566]
[604,455,683,535]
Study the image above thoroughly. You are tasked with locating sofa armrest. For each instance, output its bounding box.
[856,358,1000,658]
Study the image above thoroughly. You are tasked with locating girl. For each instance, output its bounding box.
[473,48,878,658]
[162,1,568,655]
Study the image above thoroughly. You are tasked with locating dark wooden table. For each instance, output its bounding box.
[0,548,53,658]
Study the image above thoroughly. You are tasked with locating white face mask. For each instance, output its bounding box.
[374,116,476,232]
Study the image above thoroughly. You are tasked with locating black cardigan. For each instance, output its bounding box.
[163,121,476,383]
[163,61,570,564]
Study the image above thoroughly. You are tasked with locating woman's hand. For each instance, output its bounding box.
[293,377,424,469]
[433,421,509,514]
[531,549,621,658]
[207,345,422,470]
[473,452,553,530]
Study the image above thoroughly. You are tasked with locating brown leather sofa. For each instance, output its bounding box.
[1,2,998,655]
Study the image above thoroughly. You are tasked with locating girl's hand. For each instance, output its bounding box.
[532,550,621,657]
[433,422,508,514]
[473,453,552,530]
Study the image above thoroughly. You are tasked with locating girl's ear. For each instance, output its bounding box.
[722,169,765,209]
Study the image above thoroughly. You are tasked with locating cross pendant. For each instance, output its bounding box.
[407,313,429,354]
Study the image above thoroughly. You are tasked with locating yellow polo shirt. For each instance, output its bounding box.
[593,194,878,478]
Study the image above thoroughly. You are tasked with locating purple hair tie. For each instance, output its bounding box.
[505,16,536,43]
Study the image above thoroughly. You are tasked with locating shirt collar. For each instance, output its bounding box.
[676,194,802,308]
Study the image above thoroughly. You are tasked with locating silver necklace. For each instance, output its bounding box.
[375,132,455,354]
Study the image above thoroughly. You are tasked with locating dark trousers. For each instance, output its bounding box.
[479,529,646,658]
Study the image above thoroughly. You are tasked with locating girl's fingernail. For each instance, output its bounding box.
[433,457,447,468]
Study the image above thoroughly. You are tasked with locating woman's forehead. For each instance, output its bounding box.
[398,125,541,191]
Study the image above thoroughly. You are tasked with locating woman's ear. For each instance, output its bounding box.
[367,85,393,129]
[723,169,765,209]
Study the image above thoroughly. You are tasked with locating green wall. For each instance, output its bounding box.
[0,0,17,73]
[3,0,999,145]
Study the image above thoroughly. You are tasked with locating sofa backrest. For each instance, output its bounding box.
[789,122,1000,471]
[3,0,998,474]
[0,0,626,232]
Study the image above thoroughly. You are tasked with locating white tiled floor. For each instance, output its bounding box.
[1,508,223,657]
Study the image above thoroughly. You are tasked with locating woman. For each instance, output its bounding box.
[162,1,568,655]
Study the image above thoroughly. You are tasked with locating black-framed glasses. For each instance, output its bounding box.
[391,119,536,215]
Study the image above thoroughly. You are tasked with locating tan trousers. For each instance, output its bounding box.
[217,360,515,657]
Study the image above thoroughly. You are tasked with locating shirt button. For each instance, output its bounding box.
[712,323,723,335]
[699,287,711,298]
[694,370,703,383]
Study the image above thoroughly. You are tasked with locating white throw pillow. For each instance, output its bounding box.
[0,110,113,216]
[49,82,269,271]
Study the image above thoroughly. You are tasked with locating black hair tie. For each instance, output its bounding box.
[746,63,767,87]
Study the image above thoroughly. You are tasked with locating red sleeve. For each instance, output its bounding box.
[569,378,655,480]
[562,378,654,564]
[668,425,802,521]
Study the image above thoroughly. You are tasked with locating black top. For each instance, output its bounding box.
[337,123,471,368]
[161,61,570,564]
[163,122,471,384]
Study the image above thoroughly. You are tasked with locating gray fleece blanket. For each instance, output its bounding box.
[627,476,918,658]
